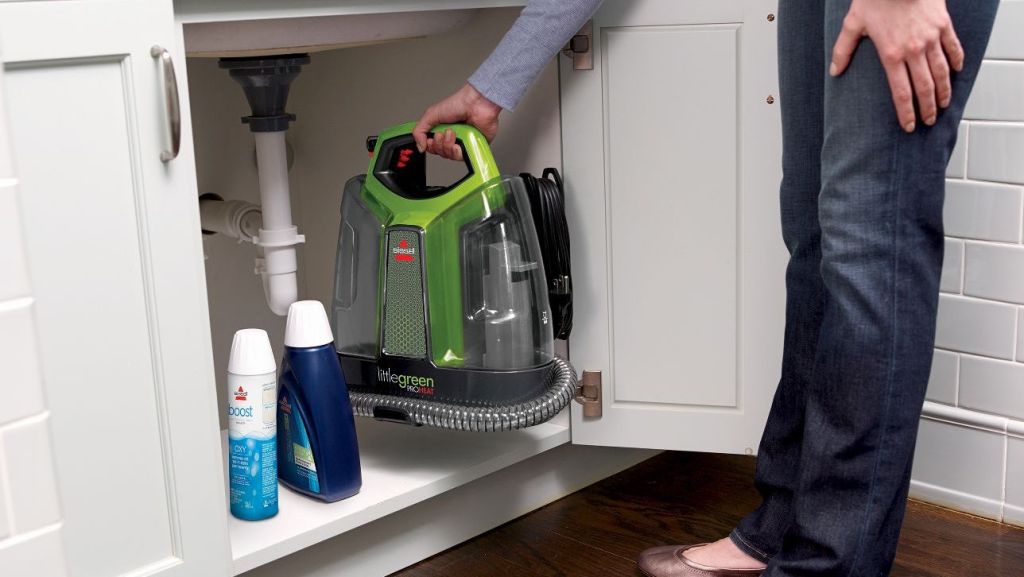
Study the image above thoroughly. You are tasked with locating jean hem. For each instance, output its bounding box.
[729,529,773,564]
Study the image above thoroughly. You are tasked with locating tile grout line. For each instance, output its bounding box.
[958,349,1024,364]
[953,351,961,408]
[954,175,1024,187]
[962,120,970,180]
[941,291,1024,309]
[1015,307,1021,364]
[0,521,62,552]
[0,297,33,315]
[963,118,1024,127]
[0,410,49,436]
[0,441,12,541]
[1000,433,1008,523]
[1019,168,1024,244]
[959,238,966,295]
[943,236,1023,251]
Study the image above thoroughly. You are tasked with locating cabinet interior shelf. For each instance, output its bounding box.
[226,417,569,574]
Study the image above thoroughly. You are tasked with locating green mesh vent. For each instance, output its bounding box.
[382,229,427,358]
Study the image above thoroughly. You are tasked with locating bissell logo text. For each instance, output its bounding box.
[393,239,416,262]
[234,386,247,401]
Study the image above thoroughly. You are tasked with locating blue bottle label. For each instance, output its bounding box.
[279,389,321,495]
[228,435,278,519]
[228,373,278,521]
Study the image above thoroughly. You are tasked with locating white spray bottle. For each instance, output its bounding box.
[227,328,279,521]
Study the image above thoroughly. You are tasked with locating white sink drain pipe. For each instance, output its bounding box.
[253,131,303,316]
[199,195,262,242]
[197,135,303,316]
[216,53,310,316]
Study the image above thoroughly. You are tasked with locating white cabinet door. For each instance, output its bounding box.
[0,3,231,576]
[562,0,786,453]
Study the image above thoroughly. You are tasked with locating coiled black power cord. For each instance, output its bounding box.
[520,168,573,340]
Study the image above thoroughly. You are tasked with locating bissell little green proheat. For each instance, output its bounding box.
[331,122,576,431]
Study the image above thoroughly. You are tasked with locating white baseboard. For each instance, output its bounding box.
[1003,503,1024,528]
[239,444,658,577]
[915,402,1024,524]
[909,479,1004,521]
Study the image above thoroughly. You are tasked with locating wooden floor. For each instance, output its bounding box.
[394,451,1024,576]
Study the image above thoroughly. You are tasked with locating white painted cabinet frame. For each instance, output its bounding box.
[562,0,786,453]
[0,2,231,575]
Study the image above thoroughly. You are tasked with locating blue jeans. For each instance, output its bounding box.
[729,1,998,576]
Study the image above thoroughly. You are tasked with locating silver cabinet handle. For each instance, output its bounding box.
[150,45,181,162]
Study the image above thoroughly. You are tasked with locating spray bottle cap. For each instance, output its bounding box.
[228,328,276,376]
[284,300,334,349]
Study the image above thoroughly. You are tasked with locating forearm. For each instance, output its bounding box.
[469,0,604,110]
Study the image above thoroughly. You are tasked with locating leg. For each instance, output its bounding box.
[730,0,828,563]
[764,1,998,575]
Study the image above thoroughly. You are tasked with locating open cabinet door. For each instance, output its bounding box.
[0,3,231,576]
[562,0,786,453]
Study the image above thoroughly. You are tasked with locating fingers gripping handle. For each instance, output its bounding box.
[370,123,500,199]
[426,123,496,171]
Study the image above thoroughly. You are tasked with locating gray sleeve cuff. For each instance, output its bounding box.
[468,0,604,111]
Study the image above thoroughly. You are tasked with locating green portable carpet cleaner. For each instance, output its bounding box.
[331,122,575,431]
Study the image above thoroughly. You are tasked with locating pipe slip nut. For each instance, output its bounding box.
[254,226,305,248]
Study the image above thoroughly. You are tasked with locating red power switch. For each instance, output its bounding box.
[396,147,414,169]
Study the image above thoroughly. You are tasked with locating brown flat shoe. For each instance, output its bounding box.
[637,544,765,577]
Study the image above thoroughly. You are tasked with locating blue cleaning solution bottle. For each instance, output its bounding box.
[277,300,362,502]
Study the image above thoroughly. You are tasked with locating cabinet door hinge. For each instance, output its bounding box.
[575,370,602,418]
[561,21,593,71]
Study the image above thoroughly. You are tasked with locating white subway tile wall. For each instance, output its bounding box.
[967,123,1024,184]
[942,180,1022,242]
[940,238,964,293]
[914,0,1024,527]
[0,72,68,573]
[985,1,1024,59]
[926,349,959,405]
[965,62,1024,122]
[1018,308,1024,360]
[964,241,1024,303]
[958,355,1024,420]
[935,295,1016,359]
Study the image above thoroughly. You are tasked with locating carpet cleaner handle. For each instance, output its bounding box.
[366,122,501,197]
[424,122,497,174]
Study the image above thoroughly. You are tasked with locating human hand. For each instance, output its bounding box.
[830,0,964,133]
[413,83,502,161]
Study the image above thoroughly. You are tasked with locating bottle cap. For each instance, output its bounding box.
[284,300,334,348]
[228,328,276,376]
